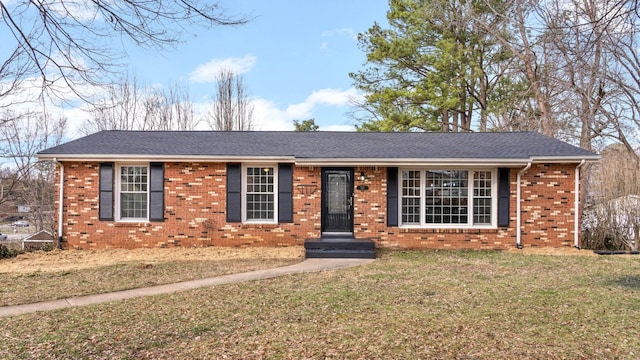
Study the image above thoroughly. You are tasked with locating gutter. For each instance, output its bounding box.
[37,154,297,163]
[516,162,532,249]
[574,160,586,249]
[56,160,64,249]
[37,154,600,166]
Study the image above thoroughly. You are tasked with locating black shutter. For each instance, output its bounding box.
[387,167,399,227]
[497,168,510,227]
[149,162,164,221]
[226,164,242,222]
[278,163,293,223]
[99,163,114,221]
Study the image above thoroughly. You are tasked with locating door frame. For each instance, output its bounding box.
[321,167,354,235]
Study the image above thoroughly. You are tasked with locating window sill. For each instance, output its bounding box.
[398,226,499,234]
[242,219,278,224]
[113,220,150,227]
[239,223,280,229]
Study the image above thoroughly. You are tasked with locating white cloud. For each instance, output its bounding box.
[0,75,102,138]
[284,88,358,121]
[285,102,313,120]
[49,0,101,22]
[251,87,362,131]
[57,106,92,137]
[321,28,357,40]
[307,88,360,106]
[320,28,358,52]
[321,124,355,131]
[251,98,296,131]
[188,55,257,83]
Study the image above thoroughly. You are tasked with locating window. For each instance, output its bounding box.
[119,165,148,220]
[400,169,496,227]
[473,171,493,225]
[244,166,277,222]
[425,170,468,224]
[402,170,421,224]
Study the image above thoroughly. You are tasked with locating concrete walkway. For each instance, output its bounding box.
[0,258,374,317]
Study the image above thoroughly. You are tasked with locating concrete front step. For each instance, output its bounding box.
[304,238,375,259]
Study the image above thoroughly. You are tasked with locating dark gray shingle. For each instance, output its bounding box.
[38,131,597,160]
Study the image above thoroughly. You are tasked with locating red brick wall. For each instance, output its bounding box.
[56,162,579,249]
[519,163,577,247]
[352,166,513,249]
[353,164,578,249]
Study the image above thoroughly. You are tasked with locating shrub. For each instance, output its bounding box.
[41,242,55,252]
[0,244,24,259]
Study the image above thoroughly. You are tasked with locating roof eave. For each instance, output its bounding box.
[294,156,600,166]
[36,154,297,163]
[37,154,601,165]
[528,155,601,163]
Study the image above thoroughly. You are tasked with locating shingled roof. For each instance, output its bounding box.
[37,131,598,165]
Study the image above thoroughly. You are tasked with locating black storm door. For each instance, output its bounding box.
[322,168,354,233]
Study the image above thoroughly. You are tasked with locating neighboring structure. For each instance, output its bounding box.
[22,230,55,251]
[37,131,598,250]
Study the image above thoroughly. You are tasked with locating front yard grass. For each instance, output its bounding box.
[0,255,301,306]
[3,250,640,359]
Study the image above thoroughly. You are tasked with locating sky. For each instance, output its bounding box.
[24,0,391,138]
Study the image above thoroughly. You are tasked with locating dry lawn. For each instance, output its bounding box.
[3,248,640,359]
[0,246,304,306]
[0,245,592,275]
[0,246,304,273]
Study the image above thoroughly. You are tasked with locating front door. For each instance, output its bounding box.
[321,168,354,234]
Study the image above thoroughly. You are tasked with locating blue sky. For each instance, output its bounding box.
[117,0,390,133]
[0,0,391,138]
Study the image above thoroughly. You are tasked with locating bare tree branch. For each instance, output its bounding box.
[0,110,66,232]
[0,0,249,102]
[80,75,199,134]
[208,68,254,131]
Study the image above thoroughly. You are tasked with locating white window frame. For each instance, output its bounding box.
[241,164,278,224]
[115,163,150,222]
[398,168,498,229]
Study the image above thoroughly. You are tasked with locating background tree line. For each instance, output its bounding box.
[350,0,640,153]
[79,69,255,135]
[350,0,640,249]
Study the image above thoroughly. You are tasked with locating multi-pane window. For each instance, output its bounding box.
[473,171,493,225]
[425,170,468,224]
[402,170,421,224]
[120,166,148,219]
[400,169,495,227]
[245,167,275,221]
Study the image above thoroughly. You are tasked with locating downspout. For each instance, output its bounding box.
[57,160,64,249]
[574,160,586,249]
[516,162,532,249]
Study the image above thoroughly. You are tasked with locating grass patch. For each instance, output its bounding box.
[3,250,640,359]
[0,258,299,306]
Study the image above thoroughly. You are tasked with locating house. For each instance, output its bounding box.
[37,131,598,255]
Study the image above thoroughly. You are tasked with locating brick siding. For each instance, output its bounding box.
[56,162,579,249]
